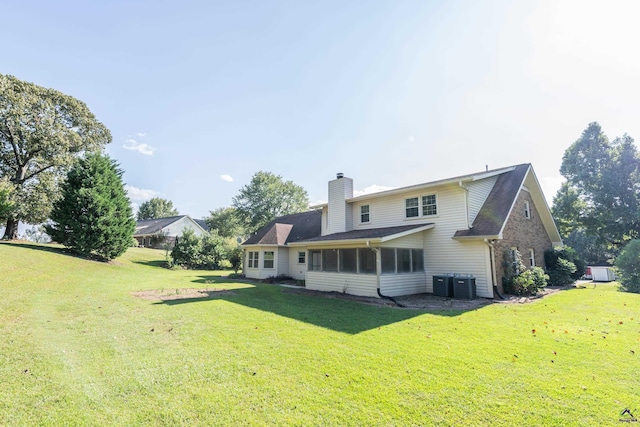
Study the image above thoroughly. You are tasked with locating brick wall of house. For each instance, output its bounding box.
[494,189,553,293]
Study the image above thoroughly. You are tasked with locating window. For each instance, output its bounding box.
[322,249,338,272]
[248,251,259,268]
[412,249,424,272]
[360,205,370,223]
[398,249,412,273]
[359,248,376,274]
[422,194,437,216]
[340,249,357,273]
[524,201,531,219]
[529,248,535,267]
[381,248,396,274]
[405,197,419,218]
[309,250,321,271]
[298,251,306,264]
[263,251,274,269]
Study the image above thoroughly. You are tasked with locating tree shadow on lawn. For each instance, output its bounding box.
[150,275,487,334]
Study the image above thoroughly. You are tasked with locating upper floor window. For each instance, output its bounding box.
[529,248,535,267]
[360,205,370,223]
[524,201,531,219]
[263,251,274,269]
[405,197,419,218]
[422,194,437,216]
[406,194,437,218]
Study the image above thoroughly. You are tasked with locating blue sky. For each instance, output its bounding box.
[3,0,640,220]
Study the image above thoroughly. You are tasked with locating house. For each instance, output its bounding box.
[242,164,562,298]
[134,215,208,248]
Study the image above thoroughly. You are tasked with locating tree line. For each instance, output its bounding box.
[0,74,309,262]
[2,74,639,292]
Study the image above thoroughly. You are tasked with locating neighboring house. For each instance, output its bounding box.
[134,215,208,248]
[242,164,562,298]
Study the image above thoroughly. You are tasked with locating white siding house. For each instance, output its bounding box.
[243,164,562,299]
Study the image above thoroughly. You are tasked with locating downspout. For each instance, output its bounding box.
[367,241,405,307]
[459,181,472,229]
[484,239,504,300]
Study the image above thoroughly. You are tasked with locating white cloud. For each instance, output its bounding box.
[123,139,154,156]
[124,185,160,202]
[220,174,234,182]
[136,132,147,137]
[408,135,416,143]
[354,185,396,197]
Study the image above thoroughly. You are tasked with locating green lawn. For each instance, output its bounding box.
[1,242,639,426]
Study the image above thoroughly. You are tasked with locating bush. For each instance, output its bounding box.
[170,229,230,270]
[502,249,548,295]
[615,240,640,293]
[544,247,584,284]
[547,257,577,286]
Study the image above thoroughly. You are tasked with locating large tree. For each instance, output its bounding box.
[137,197,179,220]
[553,122,640,259]
[204,207,245,239]
[232,171,309,233]
[45,153,135,261]
[0,74,111,239]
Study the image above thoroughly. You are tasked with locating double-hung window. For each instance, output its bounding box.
[248,251,259,268]
[405,197,419,218]
[422,194,437,216]
[263,251,274,269]
[360,205,370,223]
[298,251,306,264]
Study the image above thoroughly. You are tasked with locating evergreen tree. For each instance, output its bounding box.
[45,153,135,261]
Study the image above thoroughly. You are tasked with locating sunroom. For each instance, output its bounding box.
[290,223,434,297]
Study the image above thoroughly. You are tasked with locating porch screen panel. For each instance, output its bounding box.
[340,249,357,273]
[322,249,338,272]
[398,249,412,273]
[358,248,376,274]
[381,248,396,274]
[309,250,321,271]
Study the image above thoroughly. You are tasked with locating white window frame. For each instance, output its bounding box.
[360,204,370,224]
[524,201,531,219]
[529,248,535,267]
[405,197,419,218]
[298,251,306,264]
[422,193,437,217]
[263,251,275,269]
[248,251,259,269]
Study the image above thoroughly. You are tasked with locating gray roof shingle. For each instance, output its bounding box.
[299,223,433,243]
[242,210,322,245]
[135,216,185,236]
[454,163,530,238]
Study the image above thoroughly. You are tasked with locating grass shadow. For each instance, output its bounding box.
[131,259,170,268]
[151,275,487,334]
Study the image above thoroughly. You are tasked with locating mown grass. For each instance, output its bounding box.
[1,241,639,426]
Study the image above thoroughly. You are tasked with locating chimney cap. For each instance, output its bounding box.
[336,173,344,179]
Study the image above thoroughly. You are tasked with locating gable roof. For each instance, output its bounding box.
[242,210,322,246]
[453,164,562,244]
[454,164,529,238]
[134,215,207,237]
[135,216,184,236]
[194,218,209,232]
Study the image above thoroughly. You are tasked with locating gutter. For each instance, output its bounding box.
[458,181,472,229]
[484,238,504,300]
[367,241,405,307]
